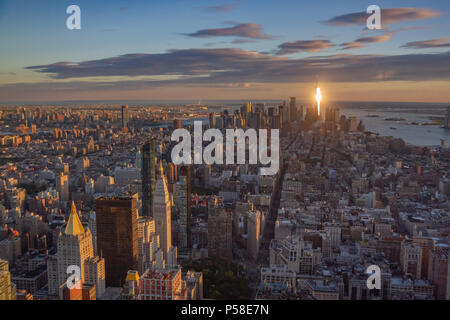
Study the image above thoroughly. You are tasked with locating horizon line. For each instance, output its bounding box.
[1,99,449,106]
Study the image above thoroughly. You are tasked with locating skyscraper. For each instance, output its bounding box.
[241,102,252,115]
[247,210,261,261]
[173,119,182,129]
[121,105,129,128]
[137,217,159,273]
[327,106,335,123]
[289,97,297,122]
[0,258,16,300]
[209,113,216,128]
[56,202,93,295]
[176,166,191,249]
[142,139,156,217]
[400,240,422,279]
[445,107,450,129]
[56,173,69,203]
[96,194,139,287]
[348,117,358,132]
[315,86,322,121]
[427,247,449,300]
[49,202,105,299]
[84,256,106,299]
[207,197,233,260]
[153,163,172,259]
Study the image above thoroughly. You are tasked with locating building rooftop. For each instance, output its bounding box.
[64,201,85,236]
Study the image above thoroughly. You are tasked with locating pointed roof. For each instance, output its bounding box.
[65,201,85,236]
[159,160,164,177]
[126,271,140,282]
[154,162,169,205]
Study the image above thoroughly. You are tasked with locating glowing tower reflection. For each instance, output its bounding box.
[316,87,322,117]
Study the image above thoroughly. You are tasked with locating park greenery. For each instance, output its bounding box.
[183,257,251,300]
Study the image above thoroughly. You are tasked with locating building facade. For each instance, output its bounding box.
[95,194,139,287]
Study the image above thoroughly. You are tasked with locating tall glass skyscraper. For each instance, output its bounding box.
[141,139,156,217]
[121,105,129,128]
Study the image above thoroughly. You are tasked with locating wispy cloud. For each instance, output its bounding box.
[185,23,275,40]
[276,40,334,55]
[341,32,394,50]
[401,38,450,49]
[324,7,441,27]
[231,38,257,44]
[197,2,238,13]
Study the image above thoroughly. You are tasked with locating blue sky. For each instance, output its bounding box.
[0,0,450,102]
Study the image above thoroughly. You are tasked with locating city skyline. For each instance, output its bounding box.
[0,97,449,301]
[1,0,450,102]
[0,0,449,304]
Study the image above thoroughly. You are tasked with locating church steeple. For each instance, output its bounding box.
[65,201,85,236]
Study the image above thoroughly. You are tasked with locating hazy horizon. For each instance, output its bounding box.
[1,99,449,107]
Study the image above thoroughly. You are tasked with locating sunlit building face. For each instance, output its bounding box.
[316,87,322,116]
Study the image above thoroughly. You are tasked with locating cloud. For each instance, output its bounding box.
[324,7,441,27]
[25,48,450,85]
[120,6,128,12]
[231,39,257,44]
[341,32,394,50]
[185,23,275,40]
[197,3,237,13]
[26,49,273,79]
[401,38,450,49]
[276,40,334,55]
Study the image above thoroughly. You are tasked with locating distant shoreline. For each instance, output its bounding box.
[1,100,449,107]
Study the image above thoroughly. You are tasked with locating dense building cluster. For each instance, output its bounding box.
[0,99,448,300]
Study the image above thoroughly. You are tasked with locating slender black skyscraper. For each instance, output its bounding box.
[178,166,192,249]
[141,139,156,217]
[209,112,216,128]
[121,105,129,128]
[289,97,297,122]
[445,107,450,129]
